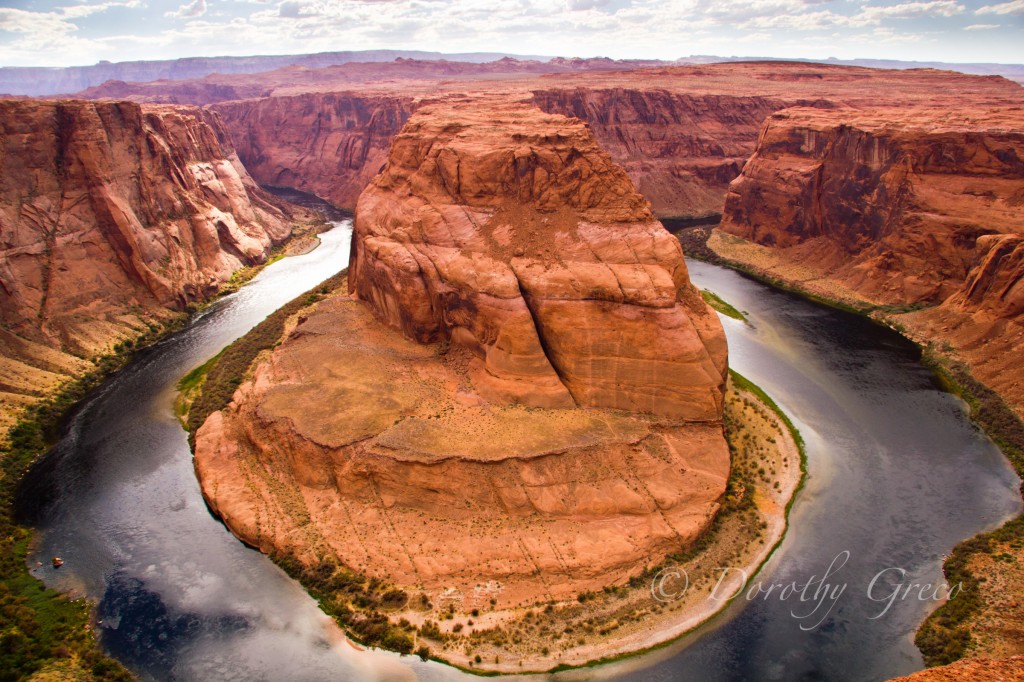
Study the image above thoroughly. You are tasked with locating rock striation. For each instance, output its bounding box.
[212,93,414,210]
[717,104,1024,413]
[0,99,293,427]
[349,98,728,419]
[194,97,730,607]
[721,106,1024,305]
[531,88,787,218]
[192,63,1022,221]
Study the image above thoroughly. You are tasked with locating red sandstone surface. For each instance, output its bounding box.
[891,655,1024,681]
[717,104,1024,414]
[193,97,730,608]
[0,99,295,427]
[64,61,1021,221]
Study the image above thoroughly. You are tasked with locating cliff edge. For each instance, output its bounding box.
[717,104,1024,415]
[0,99,294,429]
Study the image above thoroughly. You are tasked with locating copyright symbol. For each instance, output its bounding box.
[651,564,689,603]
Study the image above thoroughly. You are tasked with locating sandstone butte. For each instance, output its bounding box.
[0,99,295,430]
[716,104,1024,416]
[193,97,731,609]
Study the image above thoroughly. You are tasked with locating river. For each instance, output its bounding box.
[16,207,1022,681]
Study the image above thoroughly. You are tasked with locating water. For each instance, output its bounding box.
[16,226,1021,681]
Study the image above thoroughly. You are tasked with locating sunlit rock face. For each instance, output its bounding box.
[0,99,292,425]
[350,97,728,419]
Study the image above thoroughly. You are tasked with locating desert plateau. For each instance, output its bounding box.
[1,3,1023,682]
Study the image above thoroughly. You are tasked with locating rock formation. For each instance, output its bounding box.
[194,97,730,607]
[717,104,1024,413]
[0,99,293,428]
[212,93,413,210]
[889,656,1024,681]
[720,106,1024,305]
[531,89,786,218]
[349,98,727,418]
[196,63,1021,223]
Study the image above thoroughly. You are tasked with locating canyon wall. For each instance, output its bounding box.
[532,88,788,218]
[60,63,1024,225]
[211,87,784,220]
[0,99,293,428]
[212,93,414,210]
[717,105,1024,412]
[194,97,730,607]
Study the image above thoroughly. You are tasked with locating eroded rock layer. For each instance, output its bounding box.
[0,99,292,426]
[212,93,414,209]
[531,88,787,218]
[717,104,1024,414]
[349,98,728,419]
[721,106,1024,305]
[195,98,730,606]
[199,63,1022,221]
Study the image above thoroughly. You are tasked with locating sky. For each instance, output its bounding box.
[0,0,1021,68]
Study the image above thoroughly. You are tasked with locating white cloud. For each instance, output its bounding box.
[567,0,610,10]
[59,1,144,19]
[975,0,1024,14]
[964,22,999,28]
[0,0,1018,69]
[856,1,965,22]
[0,8,78,36]
[167,0,209,19]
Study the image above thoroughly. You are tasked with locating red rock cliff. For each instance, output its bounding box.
[0,99,292,427]
[212,93,413,209]
[349,97,728,419]
[532,88,788,219]
[198,63,1020,222]
[721,106,1024,304]
[718,104,1024,413]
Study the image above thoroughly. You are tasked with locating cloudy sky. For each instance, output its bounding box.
[0,0,1021,68]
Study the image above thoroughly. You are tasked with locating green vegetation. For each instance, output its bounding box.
[215,253,287,298]
[684,224,1024,669]
[183,269,348,446]
[915,348,1024,667]
[180,268,426,659]
[0,325,178,680]
[676,226,873,316]
[0,219,331,680]
[663,369,807,566]
[701,289,747,322]
[728,370,807,460]
[273,554,428,661]
[175,350,224,423]
[483,374,806,675]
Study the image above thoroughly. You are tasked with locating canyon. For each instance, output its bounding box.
[2,52,1022,678]
[0,99,302,430]
[102,61,1015,222]
[185,59,1024,676]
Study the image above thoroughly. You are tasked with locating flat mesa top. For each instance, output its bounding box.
[257,294,674,461]
[768,104,1024,135]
